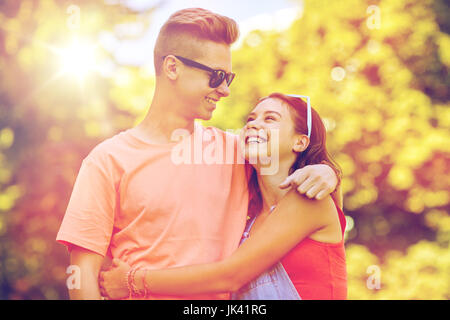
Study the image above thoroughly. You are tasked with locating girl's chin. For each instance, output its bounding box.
[244,153,273,167]
[244,144,270,156]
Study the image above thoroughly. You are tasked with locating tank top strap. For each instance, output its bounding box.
[243,205,277,239]
[246,215,257,233]
[331,197,346,237]
[241,215,257,239]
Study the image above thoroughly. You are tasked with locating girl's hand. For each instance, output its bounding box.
[99,258,131,299]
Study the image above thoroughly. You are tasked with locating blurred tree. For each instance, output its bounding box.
[204,0,449,298]
[0,0,158,299]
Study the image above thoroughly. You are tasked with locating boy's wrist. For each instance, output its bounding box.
[320,160,341,192]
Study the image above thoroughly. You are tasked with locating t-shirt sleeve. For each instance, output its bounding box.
[56,151,117,257]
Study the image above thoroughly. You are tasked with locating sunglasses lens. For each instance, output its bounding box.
[210,71,235,88]
[210,71,226,88]
[226,73,235,87]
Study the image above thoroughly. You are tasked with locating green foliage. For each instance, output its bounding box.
[0,0,153,299]
[206,0,450,299]
[347,241,450,299]
[0,0,448,299]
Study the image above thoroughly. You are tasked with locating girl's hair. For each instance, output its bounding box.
[247,92,342,218]
[154,8,239,74]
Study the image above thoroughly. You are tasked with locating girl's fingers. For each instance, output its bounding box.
[112,258,121,267]
[99,282,106,297]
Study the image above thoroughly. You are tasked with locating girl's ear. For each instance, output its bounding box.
[292,135,309,153]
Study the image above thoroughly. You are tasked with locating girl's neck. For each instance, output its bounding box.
[255,158,294,213]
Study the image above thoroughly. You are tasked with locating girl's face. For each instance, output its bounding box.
[242,98,308,167]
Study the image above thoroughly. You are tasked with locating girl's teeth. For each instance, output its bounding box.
[247,137,266,143]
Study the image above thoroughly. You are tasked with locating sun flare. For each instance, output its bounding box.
[58,40,97,80]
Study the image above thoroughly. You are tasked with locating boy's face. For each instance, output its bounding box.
[175,41,232,121]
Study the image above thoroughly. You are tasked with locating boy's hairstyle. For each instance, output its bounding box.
[154,8,240,75]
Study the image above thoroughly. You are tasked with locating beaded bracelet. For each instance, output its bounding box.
[127,267,141,297]
[131,268,141,297]
[142,269,149,298]
[125,268,133,298]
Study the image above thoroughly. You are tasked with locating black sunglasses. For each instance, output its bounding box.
[163,55,235,88]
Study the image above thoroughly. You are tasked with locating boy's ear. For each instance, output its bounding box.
[163,55,179,81]
[292,135,309,153]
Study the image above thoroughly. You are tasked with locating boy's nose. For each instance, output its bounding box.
[216,80,230,97]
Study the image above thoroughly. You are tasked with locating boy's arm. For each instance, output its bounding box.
[280,163,340,201]
[69,246,104,300]
[57,152,117,299]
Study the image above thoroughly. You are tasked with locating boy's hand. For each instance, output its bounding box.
[280,164,338,200]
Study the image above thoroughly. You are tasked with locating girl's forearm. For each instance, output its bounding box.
[133,261,240,296]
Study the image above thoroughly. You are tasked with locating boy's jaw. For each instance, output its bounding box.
[205,96,219,110]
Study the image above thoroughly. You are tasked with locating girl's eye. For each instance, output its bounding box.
[246,118,254,123]
[265,116,276,121]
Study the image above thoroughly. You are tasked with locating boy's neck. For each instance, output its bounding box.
[135,90,195,144]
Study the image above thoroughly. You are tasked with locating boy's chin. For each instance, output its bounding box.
[197,110,214,121]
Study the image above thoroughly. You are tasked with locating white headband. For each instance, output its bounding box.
[286,94,312,138]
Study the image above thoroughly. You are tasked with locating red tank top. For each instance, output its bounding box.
[280,199,347,299]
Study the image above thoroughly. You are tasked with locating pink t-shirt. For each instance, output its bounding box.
[56,123,249,299]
